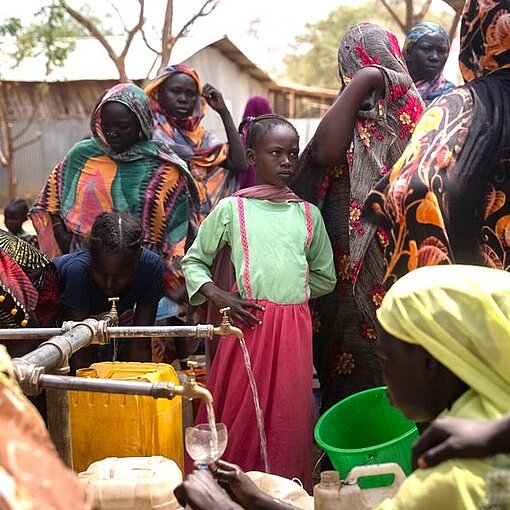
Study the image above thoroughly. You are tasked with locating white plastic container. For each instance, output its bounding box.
[78,456,182,510]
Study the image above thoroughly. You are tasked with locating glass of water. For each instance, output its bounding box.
[185,423,228,469]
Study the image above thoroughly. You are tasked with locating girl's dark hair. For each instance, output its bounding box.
[5,198,29,216]
[239,114,299,149]
[89,212,143,258]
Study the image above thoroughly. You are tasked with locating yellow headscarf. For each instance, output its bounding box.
[377,265,510,416]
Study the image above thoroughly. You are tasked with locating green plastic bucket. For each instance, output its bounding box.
[314,386,418,488]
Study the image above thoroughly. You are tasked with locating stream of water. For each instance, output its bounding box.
[238,336,269,472]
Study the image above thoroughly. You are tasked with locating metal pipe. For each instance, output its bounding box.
[0,328,63,340]
[46,386,73,468]
[0,324,215,341]
[39,374,177,397]
[18,321,97,371]
[38,373,213,404]
[106,324,214,338]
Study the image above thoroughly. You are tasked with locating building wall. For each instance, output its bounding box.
[1,46,271,204]
[184,46,269,137]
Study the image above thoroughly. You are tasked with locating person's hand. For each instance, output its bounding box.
[412,416,496,469]
[200,283,264,328]
[187,304,207,325]
[203,83,227,113]
[174,470,243,510]
[53,222,72,254]
[211,460,265,508]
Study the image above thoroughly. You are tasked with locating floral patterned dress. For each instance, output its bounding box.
[365,0,510,286]
[293,23,424,410]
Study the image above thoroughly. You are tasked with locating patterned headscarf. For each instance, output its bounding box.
[145,64,206,135]
[90,83,156,163]
[337,23,424,323]
[459,0,510,81]
[403,22,450,57]
[403,22,454,102]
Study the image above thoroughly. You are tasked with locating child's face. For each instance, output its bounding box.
[248,125,299,188]
[90,251,138,298]
[4,207,26,234]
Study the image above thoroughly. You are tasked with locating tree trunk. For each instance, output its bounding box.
[0,82,16,199]
[442,0,465,15]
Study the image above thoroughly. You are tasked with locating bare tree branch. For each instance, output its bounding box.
[158,0,219,72]
[173,0,218,42]
[140,26,159,55]
[442,0,465,14]
[14,132,42,152]
[63,1,129,80]
[449,9,462,40]
[158,0,174,73]
[417,0,434,21]
[119,0,145,61]
[406,0,414,30]
[107,0,129,33]
[379,0,406,33]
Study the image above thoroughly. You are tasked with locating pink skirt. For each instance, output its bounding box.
[195,300,313,492]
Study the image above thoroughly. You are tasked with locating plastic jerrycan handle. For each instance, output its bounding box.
[345,463,406,507]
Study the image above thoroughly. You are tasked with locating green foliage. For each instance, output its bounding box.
[0,1,106,72]
[282,0,455,89]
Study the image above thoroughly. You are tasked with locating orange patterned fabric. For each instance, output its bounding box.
[0,346,92,509]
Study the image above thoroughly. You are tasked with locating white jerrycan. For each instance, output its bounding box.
[337,463,406,510]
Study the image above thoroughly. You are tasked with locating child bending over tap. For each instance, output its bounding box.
[182,114,336,490]
[55,212,164,371]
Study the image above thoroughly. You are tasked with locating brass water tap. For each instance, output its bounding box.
[213,307,244,340]
[105,297,119,326]
[171,360,213,404]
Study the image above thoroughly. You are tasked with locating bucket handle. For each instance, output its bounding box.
[344,462,406,490]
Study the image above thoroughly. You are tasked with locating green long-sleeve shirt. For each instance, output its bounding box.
[182,197,336,306]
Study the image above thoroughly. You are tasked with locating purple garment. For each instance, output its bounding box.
[242,96,272,119]
[238,97,272,189]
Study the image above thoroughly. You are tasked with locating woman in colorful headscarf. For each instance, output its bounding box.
[403,22,455,104]
[365,0,510,288]
[175,265,510,510]
[30,83,200,298]
[374,264,510,509]
[292,23,424,411]
[145,65,247,218]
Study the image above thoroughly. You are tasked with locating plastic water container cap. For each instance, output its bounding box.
[320,471,340,484]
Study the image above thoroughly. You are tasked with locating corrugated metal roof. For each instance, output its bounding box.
[0,32,276,85]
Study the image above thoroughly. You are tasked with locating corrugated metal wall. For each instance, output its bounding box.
[1,46,271,205]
